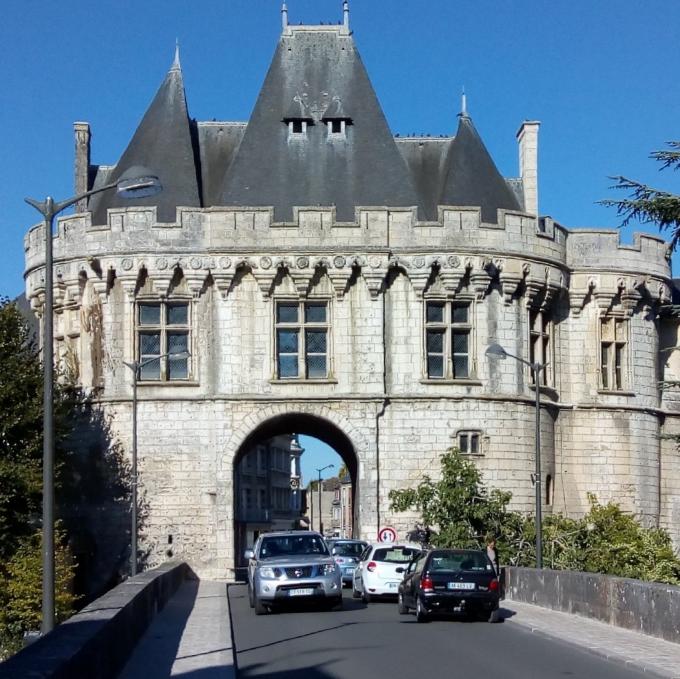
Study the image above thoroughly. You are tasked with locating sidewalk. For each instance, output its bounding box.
[117,579,235,678]
[504,598,680,679]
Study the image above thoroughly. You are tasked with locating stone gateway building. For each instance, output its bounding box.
[24,5,680,580]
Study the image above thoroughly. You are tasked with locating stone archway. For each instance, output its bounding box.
[224,404,370,577]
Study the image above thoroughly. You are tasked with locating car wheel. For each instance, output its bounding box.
[397,593,409,615]
[248,584,254,609]
[415,597,428,623]
[488,608,500,624]
[362,590,372,604]
[352,584,361,599]
[254,595,268,616]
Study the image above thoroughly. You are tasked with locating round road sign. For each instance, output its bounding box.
[378,526,397,542]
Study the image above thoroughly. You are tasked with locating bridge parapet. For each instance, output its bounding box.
[505,566,680,644]
[0,561,192,679]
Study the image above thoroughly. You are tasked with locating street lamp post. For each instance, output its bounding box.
[122,351,189,576]
[486,342,547,569]
[25,166,161,634]
[316,464,334,535]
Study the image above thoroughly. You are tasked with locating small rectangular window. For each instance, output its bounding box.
[425,301,472,379]
[529,309,552,386]
[275,300,329,379]
[458,431,482,455]
[136,301,190,381]
[600,316,627,390]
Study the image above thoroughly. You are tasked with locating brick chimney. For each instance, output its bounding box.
[74,122,91,213]
[516,120,540,216]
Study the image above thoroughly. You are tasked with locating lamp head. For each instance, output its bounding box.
[485,343,508,359]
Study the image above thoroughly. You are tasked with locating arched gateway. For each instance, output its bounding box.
[223,404,373,579]
[232,409,366,574]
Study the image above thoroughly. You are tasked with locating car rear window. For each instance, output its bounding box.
[259,535,329,558]
[429,551,492,572]
[372,547,419,563]
[333,542,367,557]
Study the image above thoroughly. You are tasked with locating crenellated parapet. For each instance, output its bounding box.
[24,207,671,318]
[567,229,670,274]
[25,205,568,272]
[566,230,671,315]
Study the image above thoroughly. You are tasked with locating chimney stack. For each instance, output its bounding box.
[74,122,91,213]
[516,120,540,216]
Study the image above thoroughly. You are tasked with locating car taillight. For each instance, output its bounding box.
[335,557,345,564]
[489,579,499,592]
[421,576,434,592]
[367,561,377,572]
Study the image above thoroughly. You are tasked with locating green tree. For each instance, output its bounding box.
[389,450,680,584]
[0,297,83,658]
[0,297,46,559]
[0,528,76,660]
[388,448,515,552]
[601,141,680,249]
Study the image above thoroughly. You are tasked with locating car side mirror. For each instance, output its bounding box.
[395,566,404,573]
[244,548,254,560]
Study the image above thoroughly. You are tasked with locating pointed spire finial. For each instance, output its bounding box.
[282,2,289,30]
[459,87,468,118]
[343,1,350,30]
[171,39,181,72]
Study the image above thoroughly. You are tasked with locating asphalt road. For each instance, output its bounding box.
[229,585,651,679]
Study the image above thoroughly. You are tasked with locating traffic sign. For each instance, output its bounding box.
[378,526,397,542]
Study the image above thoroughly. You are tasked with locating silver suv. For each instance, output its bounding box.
[245,531,343,614]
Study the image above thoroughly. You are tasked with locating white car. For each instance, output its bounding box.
[352,542,421,602]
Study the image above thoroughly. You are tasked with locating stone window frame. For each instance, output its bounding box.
[273,296,333,381]
[135,297,193,383]
[598,313,629,392]
[528,308,554,387]
[422,296,476,381]
[455,429,486,456]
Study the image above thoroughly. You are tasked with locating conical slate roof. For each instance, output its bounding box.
[90,49,200,225]
[439,114,521,223]
[218,27,423,222]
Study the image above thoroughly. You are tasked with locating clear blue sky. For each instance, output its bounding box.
[298,435,343,487]
[2,0,678,303]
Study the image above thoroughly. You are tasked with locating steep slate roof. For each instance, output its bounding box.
[90,49,201,225]
[197,122,246,207]
[438,113,522,223]
[218,26,423,222]
[396,137,452,221]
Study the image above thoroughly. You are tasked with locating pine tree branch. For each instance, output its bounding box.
[651,141,680,171]
[599,176,680,249]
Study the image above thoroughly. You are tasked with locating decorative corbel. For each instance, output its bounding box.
[184,275,206,299]
[498,260,527,306]
[211,273,234,300]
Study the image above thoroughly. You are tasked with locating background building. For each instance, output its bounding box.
[23,8,680,580]
[234,434,304,572]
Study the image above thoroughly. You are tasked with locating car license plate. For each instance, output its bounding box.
[388,581,399,589]
[447,582,475,590]
[289,588,314,596]
[343,567,354,574]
